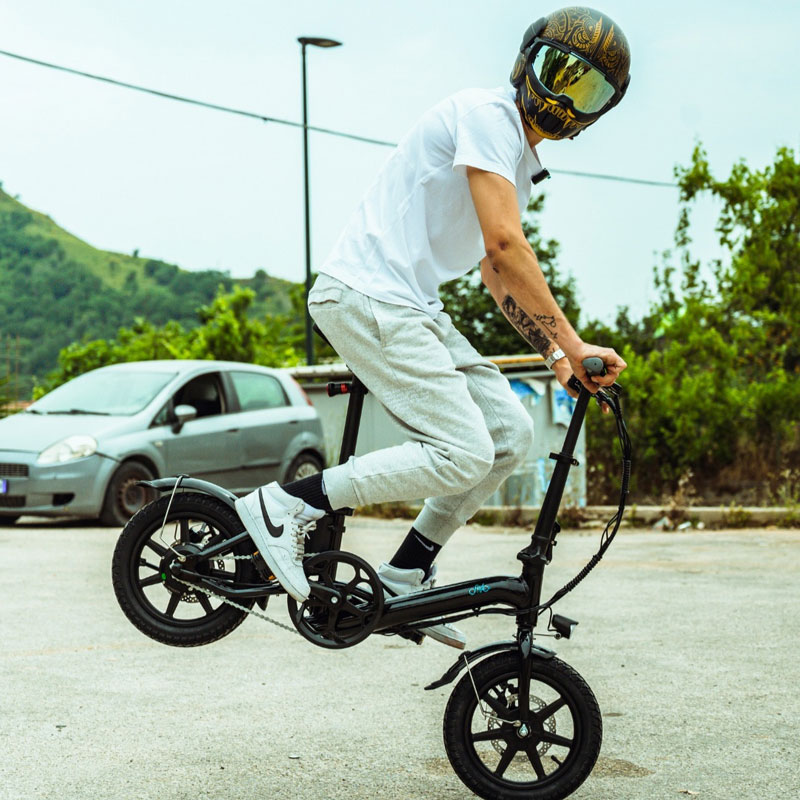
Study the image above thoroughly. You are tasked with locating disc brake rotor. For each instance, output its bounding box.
[487,692,556,757]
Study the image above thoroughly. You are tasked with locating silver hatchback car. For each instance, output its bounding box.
[0,360,325,526]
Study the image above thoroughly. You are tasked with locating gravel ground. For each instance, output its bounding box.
[1,515,799,800]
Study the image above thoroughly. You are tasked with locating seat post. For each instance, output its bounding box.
[338,375,367,464]
[309,372,367,555]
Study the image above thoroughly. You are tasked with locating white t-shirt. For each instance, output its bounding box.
[318,87,543,316]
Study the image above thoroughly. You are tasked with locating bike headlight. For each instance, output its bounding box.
[38,435,98,464]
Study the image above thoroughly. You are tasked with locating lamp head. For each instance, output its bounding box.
[298,36,342,48]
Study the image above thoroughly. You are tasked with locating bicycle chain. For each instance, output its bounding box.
[172,554,300,636]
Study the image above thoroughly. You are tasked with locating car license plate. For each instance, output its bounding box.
[0,479,7,494]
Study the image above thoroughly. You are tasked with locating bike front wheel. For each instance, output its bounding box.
[443,651,602,800]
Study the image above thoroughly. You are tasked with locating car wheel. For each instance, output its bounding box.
[101,461,157,528]
[0,515,20,526]
[285,452,323,483]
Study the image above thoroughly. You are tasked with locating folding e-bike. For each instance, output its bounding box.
[112,351,631,800]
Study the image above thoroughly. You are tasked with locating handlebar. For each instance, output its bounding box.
[565,358,616,412]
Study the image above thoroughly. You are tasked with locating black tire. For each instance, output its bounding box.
[111,492,256,647]
[284,451,323,483]
[443,652,602,800]
[0,515,20,525]
[100,460,158,527]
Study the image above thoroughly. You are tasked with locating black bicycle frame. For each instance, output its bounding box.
[169,367,594,662]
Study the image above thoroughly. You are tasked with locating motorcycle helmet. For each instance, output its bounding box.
[510,7,631,140]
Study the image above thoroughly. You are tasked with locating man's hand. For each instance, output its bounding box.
[552,344,627,412]
[570,343,627,392]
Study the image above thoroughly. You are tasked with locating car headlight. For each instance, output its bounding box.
[38,435,98,464]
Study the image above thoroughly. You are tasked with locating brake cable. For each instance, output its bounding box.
[533,383,632,614]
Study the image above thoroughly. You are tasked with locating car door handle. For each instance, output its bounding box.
[226,428,240,433]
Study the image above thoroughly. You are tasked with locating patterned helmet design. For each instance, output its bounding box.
[510,7,631,140]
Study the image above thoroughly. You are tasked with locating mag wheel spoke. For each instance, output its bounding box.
[538,730,574,748]
[145,539,167,558]
[493,744,517,777]
[165,593,180,618]
[139,573,163,588]
[537,696,567,722]
[196,592,215,615]
[471,728,506,743]
[525,743,547,779]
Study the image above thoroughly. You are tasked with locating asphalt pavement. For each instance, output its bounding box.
[2,515,799,800]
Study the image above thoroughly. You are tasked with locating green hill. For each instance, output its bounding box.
[0,186,297,395]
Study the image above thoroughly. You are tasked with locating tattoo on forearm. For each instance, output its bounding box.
[501,295,557,357]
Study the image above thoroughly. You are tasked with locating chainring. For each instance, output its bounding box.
[286,551,384,649]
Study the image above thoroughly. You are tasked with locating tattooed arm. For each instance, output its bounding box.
[467,166,626,391]
[482,258,575,390]
[499,294,558,360]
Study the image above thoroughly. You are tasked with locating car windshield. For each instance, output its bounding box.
[32,370,176,416]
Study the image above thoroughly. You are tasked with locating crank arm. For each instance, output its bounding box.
[306,583,361,615]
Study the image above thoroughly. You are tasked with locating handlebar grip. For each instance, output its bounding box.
[582,357,607,377]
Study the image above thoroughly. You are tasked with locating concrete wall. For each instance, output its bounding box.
[291,356,586,509]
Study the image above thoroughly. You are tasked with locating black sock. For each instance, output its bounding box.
[281,472,333,513]
[389,527,441,574]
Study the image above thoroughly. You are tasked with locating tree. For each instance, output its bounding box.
[0,375,9,418]
[36,286,303,397]
[588,145,800,502]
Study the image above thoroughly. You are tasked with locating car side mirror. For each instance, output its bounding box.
[171,404,197,434]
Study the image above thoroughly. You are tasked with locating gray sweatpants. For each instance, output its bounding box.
[308,274,534,547]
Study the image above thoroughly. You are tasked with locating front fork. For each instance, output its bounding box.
[514,511,565,722]
[517,629,537,724]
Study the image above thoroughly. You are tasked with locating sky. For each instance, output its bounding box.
[2,0,799,325]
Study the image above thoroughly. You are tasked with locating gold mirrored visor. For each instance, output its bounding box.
[531,44,617,115]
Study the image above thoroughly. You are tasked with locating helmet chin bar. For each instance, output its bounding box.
[517,86,595,141]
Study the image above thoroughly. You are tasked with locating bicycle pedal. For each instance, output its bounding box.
[397,629,426,645]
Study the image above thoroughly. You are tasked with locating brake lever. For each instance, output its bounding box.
[594,390,613,411]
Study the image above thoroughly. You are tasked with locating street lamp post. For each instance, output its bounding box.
[298,36,342,366]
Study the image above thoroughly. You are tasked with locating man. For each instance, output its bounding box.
[236,7,631,649]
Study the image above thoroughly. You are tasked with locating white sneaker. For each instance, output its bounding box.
[378,563,466,650]
[235,483,323,602]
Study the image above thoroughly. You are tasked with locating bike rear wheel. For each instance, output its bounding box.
[443,651,602,800]
[112,493,257,647]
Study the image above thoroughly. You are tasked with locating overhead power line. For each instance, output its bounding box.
[0,47,676,188]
